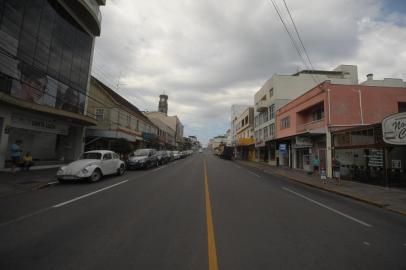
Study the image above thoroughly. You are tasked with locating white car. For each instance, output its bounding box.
[57,150,126,183]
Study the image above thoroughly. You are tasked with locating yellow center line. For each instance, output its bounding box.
[204,160,219,270]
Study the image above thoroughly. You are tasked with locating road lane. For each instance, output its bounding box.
[205,153,406,270]
[0,155,207,270]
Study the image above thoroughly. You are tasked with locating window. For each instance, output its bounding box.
[255,115,259,127]
[95,108,104,121]
[103,153,112,160]
[269,123,275,138]
[126,115,131,126]
[269,104,275,119]
[264,126,268,139]
[259,129,263,139]
[269,88,274,98]
[281,117,290,129]
[263,109,269,122]
[312,107,324,121]
[245,116,248,126]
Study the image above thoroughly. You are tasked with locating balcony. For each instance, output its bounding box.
[256,100,268,112]
[296,119,326,133]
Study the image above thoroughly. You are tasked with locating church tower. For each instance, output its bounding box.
[158,94,168,115]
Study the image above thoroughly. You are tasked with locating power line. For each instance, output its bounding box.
[266,0,319,85]
[281,0,319,83]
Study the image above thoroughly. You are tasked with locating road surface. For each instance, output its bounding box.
[0,152,405,269]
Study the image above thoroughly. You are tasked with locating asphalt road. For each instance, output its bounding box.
[0,152,405,270]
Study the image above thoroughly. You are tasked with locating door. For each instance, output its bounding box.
[102,153,115,174]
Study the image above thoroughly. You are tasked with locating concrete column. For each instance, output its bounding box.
[326,131,333,178]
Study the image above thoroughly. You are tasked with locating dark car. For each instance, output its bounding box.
[127,149,158,169]
[156,151,170,165]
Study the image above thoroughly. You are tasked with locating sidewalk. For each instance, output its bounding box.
[236,160,406,216]
[0,169,58,198]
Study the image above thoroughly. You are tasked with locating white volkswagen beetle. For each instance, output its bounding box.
[57,150,126,183]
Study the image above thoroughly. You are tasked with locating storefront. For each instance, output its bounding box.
[333,123,406,187]
[0,107,89,168]
[237,138,255,161]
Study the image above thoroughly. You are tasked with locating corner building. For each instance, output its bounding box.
[0,0,105,169]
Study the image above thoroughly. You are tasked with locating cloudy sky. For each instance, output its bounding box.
[92,0,406,145]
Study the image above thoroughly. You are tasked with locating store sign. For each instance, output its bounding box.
[295,136,313,147]
[238,138,255,146]
[11,115,68,135]
[367,149,383,167]
[279,144,287,154]
[392,160,402,169]
[382,112,406,145]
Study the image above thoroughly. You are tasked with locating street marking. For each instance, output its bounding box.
[53,180,129,208]
[363,241,371,246]
[204,160,219,270]
[282,187,372,228]
[152,165,167,172]
[248,171,261,178]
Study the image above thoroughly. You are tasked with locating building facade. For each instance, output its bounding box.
[0,0,105,169]
[86,77,158,151]
[235,107,255,160]
[275,80,406,182]
[145,111,184,148]
[146,116,176,149]
[253,65,358,165]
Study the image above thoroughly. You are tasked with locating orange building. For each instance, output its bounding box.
[275,81,406,183]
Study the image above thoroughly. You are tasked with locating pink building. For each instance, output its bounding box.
[275,81,406,183]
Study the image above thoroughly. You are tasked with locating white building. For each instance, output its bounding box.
[361,73,406,87]
[253,64,358,165]
[230,104,250,146]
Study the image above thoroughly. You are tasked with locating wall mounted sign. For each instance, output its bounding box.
[382,112,406,145]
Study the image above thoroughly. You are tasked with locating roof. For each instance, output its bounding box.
[291,70,345,76]
[84,150,115,154]
[91,77,156,127]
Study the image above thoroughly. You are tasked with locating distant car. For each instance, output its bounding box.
[198,149,203,153]
[156,150,170,165]
[127,149,159,169]
[172,151,181,160]
[56,150,125,183]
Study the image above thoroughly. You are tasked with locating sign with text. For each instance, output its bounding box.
[382,112,406,145]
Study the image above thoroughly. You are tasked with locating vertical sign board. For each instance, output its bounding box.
[382,112,406,145]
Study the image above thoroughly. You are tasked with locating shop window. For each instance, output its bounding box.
[95,108,104,121]
[333,132,350,147]
[281,117,290,129]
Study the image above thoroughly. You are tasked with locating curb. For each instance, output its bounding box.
[33,181,59,190]
[236,161,406,217]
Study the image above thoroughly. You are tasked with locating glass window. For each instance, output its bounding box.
[95,108,104,121]
[269,104,275,119]
[281,117,290,129]
[103,153,112,160]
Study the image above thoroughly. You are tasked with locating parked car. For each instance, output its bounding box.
[127,149,159,169]
[167,151,175,161]
[172,151,181,160]
[198,148,203,153]
[56,150,125,183]
[156,150,170,165]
